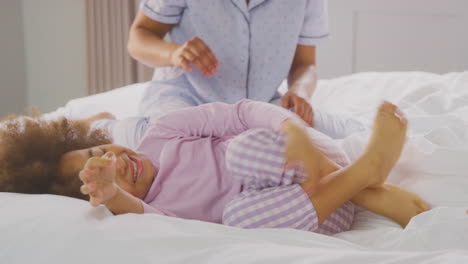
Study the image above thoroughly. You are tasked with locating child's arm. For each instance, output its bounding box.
[103,188,144,215]
[153,100,301,138]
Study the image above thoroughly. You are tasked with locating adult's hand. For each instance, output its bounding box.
[280,91,314,126]
[170,37,219,77]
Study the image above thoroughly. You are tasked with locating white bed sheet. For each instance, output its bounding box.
[2,72,468,264]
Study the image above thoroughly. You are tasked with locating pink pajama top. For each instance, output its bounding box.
[135,100,294,223]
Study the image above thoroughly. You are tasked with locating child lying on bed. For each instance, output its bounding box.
[0,100,428,234]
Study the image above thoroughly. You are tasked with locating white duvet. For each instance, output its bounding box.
[1,72,468,264]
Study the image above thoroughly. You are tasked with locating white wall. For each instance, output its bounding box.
[3,0,468,116]
[22,0,87,113]
[317,0,468,79]
[0,0,27,116]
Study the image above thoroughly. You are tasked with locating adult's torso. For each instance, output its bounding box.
[155,0,309,104]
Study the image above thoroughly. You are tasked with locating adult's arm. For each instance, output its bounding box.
[128,11,218,76]
[287,45,318,99]
[128,11,176,68]
[281,45,318,126]
[281,0,329,126]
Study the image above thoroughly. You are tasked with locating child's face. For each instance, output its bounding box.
[58,144,156,200]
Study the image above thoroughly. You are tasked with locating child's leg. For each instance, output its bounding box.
[313,109,368,139]
[314,201,354,235]
[299,102,408,224]
[270,95,367,139]
[225,128,299,190]
[138,79,200,119]
[92,117,150,149]
[225,102,413,230]
[224,129,354,233]
[351,185,429,227]
[223,185,321,231]
[301,121,429,228]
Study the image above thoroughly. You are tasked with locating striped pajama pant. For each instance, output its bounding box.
[223,128,355,235]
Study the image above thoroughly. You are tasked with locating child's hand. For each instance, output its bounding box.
[79,152,119,207]
[170,37,219,77]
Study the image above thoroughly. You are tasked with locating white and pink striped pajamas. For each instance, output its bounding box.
[223,128,355,235]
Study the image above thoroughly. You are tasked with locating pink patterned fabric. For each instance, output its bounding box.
[223,129,354,234]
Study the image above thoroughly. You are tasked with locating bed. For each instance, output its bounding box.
[1,71,468,263]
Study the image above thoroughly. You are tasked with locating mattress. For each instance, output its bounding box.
[1,71,468,264]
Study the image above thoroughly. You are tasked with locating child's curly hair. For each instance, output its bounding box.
[0,113,112,200]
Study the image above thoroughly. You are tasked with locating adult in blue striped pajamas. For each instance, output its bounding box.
[128,0,366,140]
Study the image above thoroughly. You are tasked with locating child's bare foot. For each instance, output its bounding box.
[356,184,430,227]
[361,101,408,188]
